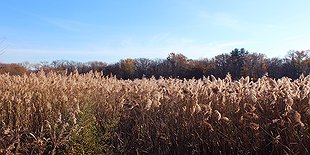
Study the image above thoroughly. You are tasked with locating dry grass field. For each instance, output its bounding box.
[0,71,309,154]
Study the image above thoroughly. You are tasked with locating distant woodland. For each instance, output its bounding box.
[1,48,309,80]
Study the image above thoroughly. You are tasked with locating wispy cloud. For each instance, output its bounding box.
[0,39,257,63]
[40,17,89,32]
[1,7,97,33]
[120,37,134,47]
[195,10,244,30]
[124,39,254,59]
[1,48,109,63]
[173,40,255,59]
[211,13,242,30]
[43,18,81,32]
[39,17,109,33]
[262,24,287,30]
[195,10,287,36]
[108,31,255,60]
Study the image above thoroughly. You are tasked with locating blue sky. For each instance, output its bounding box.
[0,0,309,63]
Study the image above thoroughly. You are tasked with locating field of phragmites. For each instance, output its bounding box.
[0,71,310,154]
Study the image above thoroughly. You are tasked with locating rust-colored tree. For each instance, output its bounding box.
[242,53,268,80]
[283,50,309,78]
[120,58,136,79]
[167,53,189,78]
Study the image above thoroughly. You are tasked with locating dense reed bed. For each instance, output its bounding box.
[0,71,309,154]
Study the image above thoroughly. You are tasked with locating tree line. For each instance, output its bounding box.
[1,48,309,80]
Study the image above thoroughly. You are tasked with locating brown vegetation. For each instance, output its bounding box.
[0,63,28,75]
[0,71,309,154]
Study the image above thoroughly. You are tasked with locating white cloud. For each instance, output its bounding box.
[195,10,245,31]
[39,17,105,33]
[173,40,256,59]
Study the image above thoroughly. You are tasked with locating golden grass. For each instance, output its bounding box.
[0,71,309,154]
